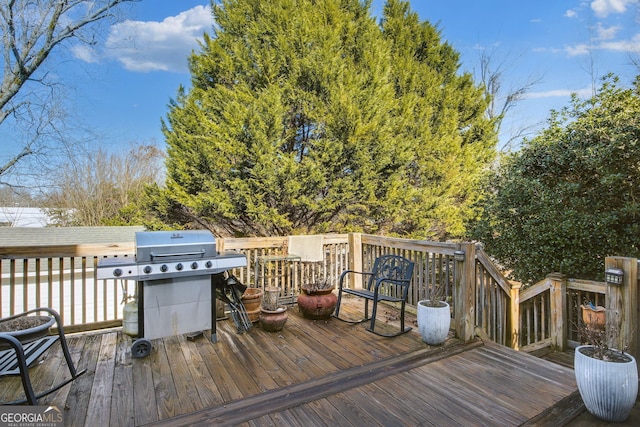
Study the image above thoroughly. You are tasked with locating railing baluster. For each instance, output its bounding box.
[10,259,16,316]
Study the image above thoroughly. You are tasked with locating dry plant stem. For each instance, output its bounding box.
[424,283,446,307]
[578,309,629,362]
[305,279,332,292]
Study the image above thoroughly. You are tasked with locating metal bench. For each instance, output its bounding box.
[0,308,86,405]
[333,255,414,337]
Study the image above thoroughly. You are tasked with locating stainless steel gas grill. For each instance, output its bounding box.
[97,230,247,357]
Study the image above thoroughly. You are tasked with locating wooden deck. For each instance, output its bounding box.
[2,297,586,426]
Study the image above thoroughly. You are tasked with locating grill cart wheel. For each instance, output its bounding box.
[131,338,152,358]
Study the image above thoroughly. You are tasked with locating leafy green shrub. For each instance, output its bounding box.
[470,75,640,285]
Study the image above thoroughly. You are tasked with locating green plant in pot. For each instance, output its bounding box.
[574,309,638,423]
[417,283,450,345]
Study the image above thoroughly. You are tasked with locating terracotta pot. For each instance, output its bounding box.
[581,304,605,330]
[259,306,288,332]
[241,288,264,323]
[297,284,337,320]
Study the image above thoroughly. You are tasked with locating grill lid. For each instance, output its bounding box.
[135,230,216,263]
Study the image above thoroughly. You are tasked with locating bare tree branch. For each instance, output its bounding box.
[476,49,544,138]
[0,0,138,180]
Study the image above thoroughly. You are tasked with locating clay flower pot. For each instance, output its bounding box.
[297,284,337,320]
[259,306,288,332]
[241,287,264,323]
[581,304,605,330]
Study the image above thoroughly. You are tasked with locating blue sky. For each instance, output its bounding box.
[11,0,640,160]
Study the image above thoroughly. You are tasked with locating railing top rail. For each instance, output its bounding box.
[221,234,350,250]
[567,278,606,293]
[519,278,552,302]
[475,248,512,295]
[0,243,135,259]
[360,234,458,254]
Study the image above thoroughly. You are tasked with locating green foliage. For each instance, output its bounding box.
[156,0,496,237]
[470,75,640,285]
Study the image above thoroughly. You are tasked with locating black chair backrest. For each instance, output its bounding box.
[365,255,414,290]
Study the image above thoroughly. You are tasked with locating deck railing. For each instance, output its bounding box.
[0,243,135,332]
[1,233,637,361]
[514,257,638,366]
[516,275,608,352]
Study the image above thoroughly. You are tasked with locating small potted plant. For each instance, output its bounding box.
[574,311,638,423]
[417,283,450,345]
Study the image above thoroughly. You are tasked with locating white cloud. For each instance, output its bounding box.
[599,33,640,52]
[594,22,620,40]
[566,43,591,56]
[525,86,593,99]
[591,0,635,18]
[565,9,578,18]
[565,32,640,55]
[75,5,213,73]
[71,44,99,63]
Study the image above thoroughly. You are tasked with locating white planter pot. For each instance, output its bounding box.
[417,300,451,345]
[574,345,638,422]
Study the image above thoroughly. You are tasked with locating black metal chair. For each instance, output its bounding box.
[0,307,86,405]
[333,254,414,337]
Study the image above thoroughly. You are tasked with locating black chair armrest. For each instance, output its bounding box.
[338,270,375,290]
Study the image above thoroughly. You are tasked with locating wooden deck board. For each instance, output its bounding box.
[198,328,247,401]
[0,298,588,426]
[110,332,135,427]
[177,334,223,408]
[85,332,117,426]
[132,344,157,425]
[63,333,102,427]
[149,338,179,420]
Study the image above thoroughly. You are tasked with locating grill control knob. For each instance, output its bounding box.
[160,264,169,272]
[191,262,198,270]
[113,268,122,277]
[143,266,152,274]
[205,260,213,268]
[176,263,183,271]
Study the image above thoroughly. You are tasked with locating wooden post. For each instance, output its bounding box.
[454,242,475,342]
[509,282,521,350]
[348,233,363,289]
[548,273,567,352]
[605,257,638,362]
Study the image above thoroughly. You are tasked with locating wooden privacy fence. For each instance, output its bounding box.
[1,232,637,361]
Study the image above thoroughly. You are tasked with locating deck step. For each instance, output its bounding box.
[145,338,484,426]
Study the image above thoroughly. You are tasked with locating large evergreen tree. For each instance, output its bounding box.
[381,0,496,237]
[157,0,496,237]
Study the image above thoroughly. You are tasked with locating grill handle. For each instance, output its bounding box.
[150,249,206,259]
